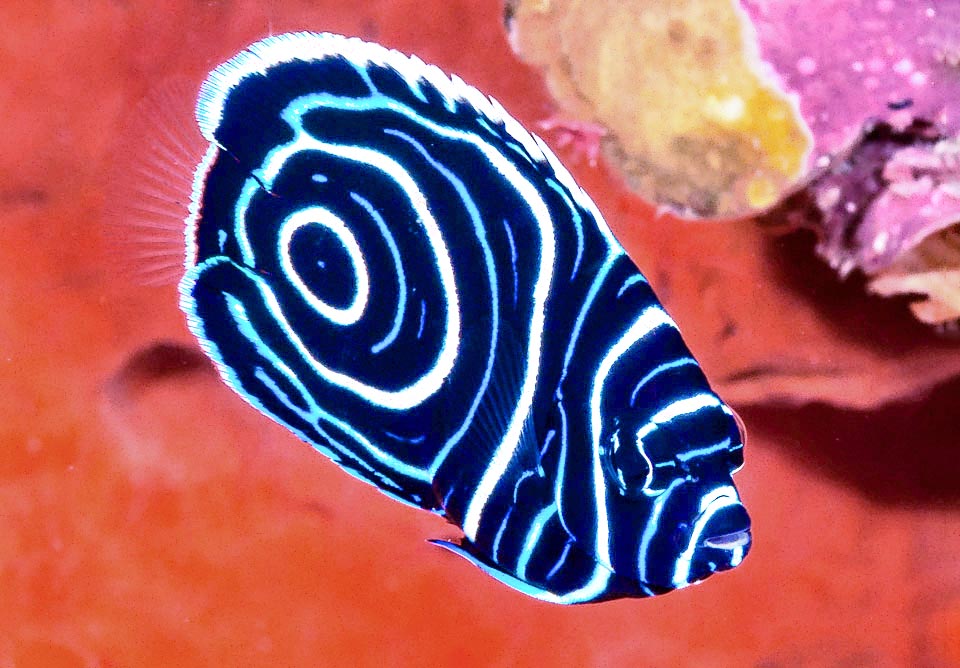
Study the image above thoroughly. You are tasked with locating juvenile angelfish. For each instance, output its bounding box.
[179,32,751,603]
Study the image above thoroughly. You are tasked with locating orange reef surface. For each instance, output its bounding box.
[2,1,960,666]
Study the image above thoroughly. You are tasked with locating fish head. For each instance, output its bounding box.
[594,395,752,594]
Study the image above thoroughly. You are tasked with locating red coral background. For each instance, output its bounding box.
[2,1,959,666]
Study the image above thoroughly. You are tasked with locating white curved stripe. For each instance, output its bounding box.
[675,437,732,463]
[516,504,557,581]
[590,305,676,569]
[637,478,682,581]
[730,546,745,567]
[501,217,519,308]
[184,143,219,271]
[546,541,573,581]
[552,565,613,604]
[554,400,569,518]
[234,179,261,266]
[609,430,656,493]
[649,392,721,424]
[230,87,553,488]
[543,178,585,280]
[349,192,407,354]
[491,506,514,561]
[631,393,724,461]
[629,357,697,406]
[559,253,617,378]
[278,207,369,325]
[616,274,648,298]
[631,431,656,492]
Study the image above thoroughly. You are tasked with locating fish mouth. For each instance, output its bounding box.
[693,498,752,558]
[680,494,752,583]
[631,486,752,593]
[702,529,752,550]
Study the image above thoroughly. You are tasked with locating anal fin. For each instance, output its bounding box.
[429,539,569,604]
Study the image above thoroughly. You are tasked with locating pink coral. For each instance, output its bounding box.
[743,0,960,324]
[740,0,957,165]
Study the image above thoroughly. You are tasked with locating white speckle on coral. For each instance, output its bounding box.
[872,230,889,254]
[934,141,960,169]
[925,7,936,18]
[797,56,817,75]
[934,47,960,68]
[845,201,857,213]
[893,58,914,75]
[890,176,934,198]
[816,155,831,169]
[817,185,842,209]
[889,110,914,131]
[851,60,865,73]
[941,182,960,199]
[706,95,746,123]
[909,71,928,87]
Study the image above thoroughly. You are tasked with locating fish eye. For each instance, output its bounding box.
[601,430,653,497]
[728,408,747,474]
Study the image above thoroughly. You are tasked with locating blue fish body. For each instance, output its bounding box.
[180,32,751,603]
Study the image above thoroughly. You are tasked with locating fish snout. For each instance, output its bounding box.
[699,501,751,553]
[668,490,751,587]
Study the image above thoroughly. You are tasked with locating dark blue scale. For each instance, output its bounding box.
[179,32,751,604]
